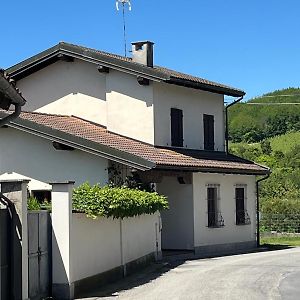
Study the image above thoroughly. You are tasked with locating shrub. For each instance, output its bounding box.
[72,183,168,219]
[260,140,272,155]
[27,196,52,211]
[260,198,300,233]
[27,196,41,210]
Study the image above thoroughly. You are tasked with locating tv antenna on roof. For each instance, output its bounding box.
[116,0,132,57]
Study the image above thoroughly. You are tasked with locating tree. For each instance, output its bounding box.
[260,140,272,155]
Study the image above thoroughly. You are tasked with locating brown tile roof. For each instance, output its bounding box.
[11,111,268,175]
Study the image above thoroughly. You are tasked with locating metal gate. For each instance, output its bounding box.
[28,211,52,300]
[0,208,11,300]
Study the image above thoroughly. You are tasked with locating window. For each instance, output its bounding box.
[203,114,214,150]
[207,184,224,227]
[32,190,51,203]
[235,185,250,225]
[171,108,183,147]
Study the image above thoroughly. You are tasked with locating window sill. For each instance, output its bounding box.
[207,225,225,229]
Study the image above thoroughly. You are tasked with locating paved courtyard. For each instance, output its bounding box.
[78,247,300,300]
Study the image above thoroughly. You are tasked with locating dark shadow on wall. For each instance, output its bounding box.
[51,225,70,300]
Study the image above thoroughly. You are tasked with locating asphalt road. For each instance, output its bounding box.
[80,247,300,300]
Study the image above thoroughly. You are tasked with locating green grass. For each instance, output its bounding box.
[269,131,300,154]
[229,141,259,148]
[261,236,300,247]
[230,132,300,155]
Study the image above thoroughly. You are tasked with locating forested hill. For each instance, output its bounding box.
[228,88,300,143]
[228,88,300,222]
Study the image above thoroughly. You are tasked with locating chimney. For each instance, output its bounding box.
[131,41,154,67]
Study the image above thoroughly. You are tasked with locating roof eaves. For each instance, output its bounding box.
[7,42,245,97]
[0,71,26,107]
[60,43,170,80]
[7,42,170,82]
[155,164,269,175]
[7,44,61,79]
[0,112,155,171]
[7,42,246,98]
[167,77,245,97]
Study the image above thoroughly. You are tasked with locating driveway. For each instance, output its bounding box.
[78,247,300,300]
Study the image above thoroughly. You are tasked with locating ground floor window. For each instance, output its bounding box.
[235,185,250,225]
[207,184,224,227]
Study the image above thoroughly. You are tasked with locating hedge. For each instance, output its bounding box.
[72,183,168,219]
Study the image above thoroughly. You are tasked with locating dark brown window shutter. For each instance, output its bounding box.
[171,108,183,147]
[203,114,214,150]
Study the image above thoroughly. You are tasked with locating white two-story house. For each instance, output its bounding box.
[0,41,269,256]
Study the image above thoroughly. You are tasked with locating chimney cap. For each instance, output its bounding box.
[131,41,154,46]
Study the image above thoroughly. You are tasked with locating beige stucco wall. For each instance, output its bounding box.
[106,70,154,144]
[153,82,225,151]
[157,176,194,250]
[0,127,108,188]
[71,212,161,282]
[16,60,107,125]
[193,173,257,247]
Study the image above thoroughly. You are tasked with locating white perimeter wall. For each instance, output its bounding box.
[106,70,154,144]
[0,128,108,188]
[157,176,194,250]
[16,60,107,125]
[153,82,225,151]
[71,213,161,282]
[193,173,257,247]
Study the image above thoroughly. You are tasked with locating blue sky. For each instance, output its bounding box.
[2,0,300,100]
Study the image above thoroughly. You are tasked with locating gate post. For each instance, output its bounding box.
[51,181,74,300]
[0,179,29,300]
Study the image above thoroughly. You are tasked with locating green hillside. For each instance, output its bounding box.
[269,131,300,154]
[228,89,300,230]
[228,88,300,143]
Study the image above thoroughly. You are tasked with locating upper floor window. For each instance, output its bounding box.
[203,114,214,151]
[235,185,251,225]
[171,108,183,147]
